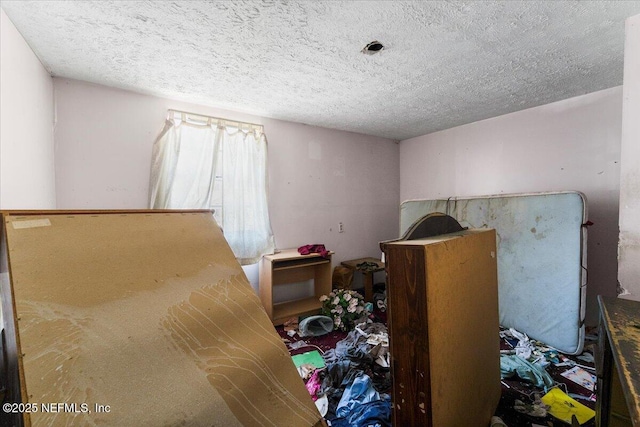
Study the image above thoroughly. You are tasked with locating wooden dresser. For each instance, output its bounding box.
[381,229,501,426]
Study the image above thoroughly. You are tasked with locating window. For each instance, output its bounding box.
[149,111,275,264]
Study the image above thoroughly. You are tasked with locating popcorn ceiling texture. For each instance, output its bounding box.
[2,1,640,140]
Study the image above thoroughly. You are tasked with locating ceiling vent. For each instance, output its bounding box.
[362,40,384,55]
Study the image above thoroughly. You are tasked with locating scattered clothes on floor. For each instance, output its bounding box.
[496,326,598,427]
[357,323,388,345]
[276,316,391,426]
[298,244,330,258]
[319,322,391,424]
[278,320,597,427]
[305,369,323,401]
[328,398,391,427]
[500,354,555,389]
[324,322,388,364]
[336,373,380,417]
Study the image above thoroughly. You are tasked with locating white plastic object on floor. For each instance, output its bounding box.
[315,395,328,417]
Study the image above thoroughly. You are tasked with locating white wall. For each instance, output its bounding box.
[0,9,56,209]
[52,78,400,291]
[400,87,623,325]
[264,118,399,259]
[0,8,56,330]
[619,14,640,301]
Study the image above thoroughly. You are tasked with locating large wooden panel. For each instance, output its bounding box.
[2,211,323,426]
[425,229,501,426]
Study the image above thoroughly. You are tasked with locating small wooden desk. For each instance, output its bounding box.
[259,249,333,325]
[340,257,385,302]
[597,296,640,427]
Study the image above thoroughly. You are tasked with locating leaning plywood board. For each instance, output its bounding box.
[400,192,587,354]
[2,211,323,426]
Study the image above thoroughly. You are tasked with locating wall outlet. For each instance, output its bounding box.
[338,222,344,233]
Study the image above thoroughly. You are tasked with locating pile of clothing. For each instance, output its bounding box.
[289,321,392,427]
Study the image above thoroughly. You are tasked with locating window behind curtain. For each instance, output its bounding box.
[149,111,275,264]
[169,123,224,226]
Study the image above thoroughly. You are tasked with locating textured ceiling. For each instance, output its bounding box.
[3,1,640,140]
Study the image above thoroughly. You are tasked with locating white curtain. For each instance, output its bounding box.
[149,112,275,265]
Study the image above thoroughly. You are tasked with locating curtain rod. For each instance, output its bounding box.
[168,109,263,129]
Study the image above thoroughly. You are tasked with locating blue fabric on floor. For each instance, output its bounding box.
[336,373,380,418]
[329,399,391,427]
[500,354,555,389]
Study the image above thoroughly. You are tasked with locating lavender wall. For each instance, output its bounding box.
[399,87,623,325]
[52,78,400,292]
[0,10,56,210]
[0,9,56,326]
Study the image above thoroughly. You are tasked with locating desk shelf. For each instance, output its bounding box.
[259,249,332,325]
[273,297,323,324]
